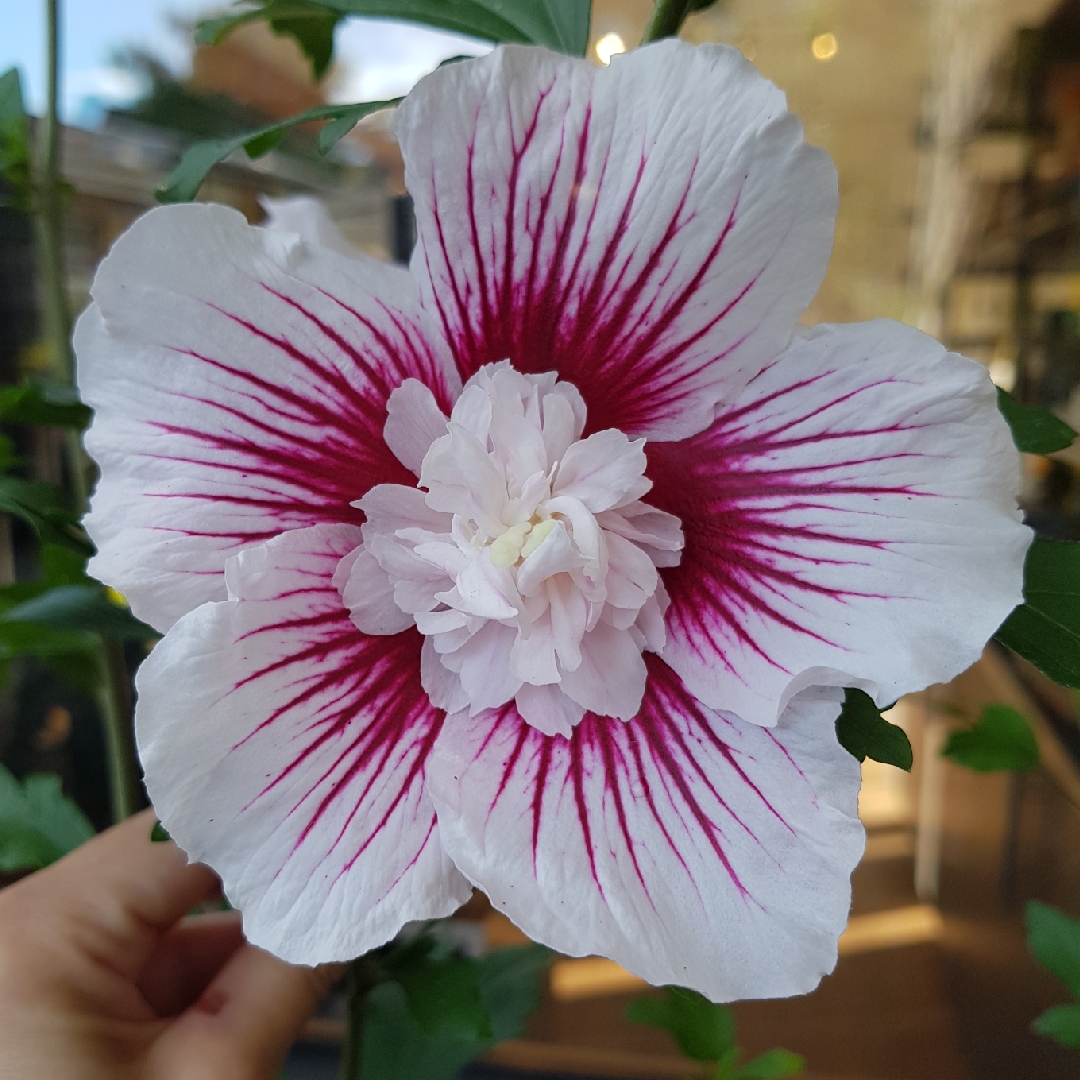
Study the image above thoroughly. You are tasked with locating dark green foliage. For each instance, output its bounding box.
[385,936,492,1040]
[941,704,1039,772]
[113,51,272,141]
[996,539,1080,688]
[150,820,171,842]
[627,986,804,1079]
[1027,902,1080,1048]
[0,383,91,430]
[355,936,552,1080]
[156,98,398,203]
[835,688,912,770]
[0,763,94,870]
[2,585,156,640]
[0,68,31,211]
[0,475,92,555]
[1033,1004,1080,1048]
[996,387,1076,454]
[1028,902,1080,996]
[200,0,591,58]
[0,544,149,693]
[627,985,735,1061]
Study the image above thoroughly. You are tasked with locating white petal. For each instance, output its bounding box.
[516,522,583,597]
[648,319,1032,724]
[554,430,648,513]
[514,683,584,738]
[365,534,450,615]
[428,671,863,1001]
[383,379,450,476]
[358,483,450,538]
[78,203,458,633]
[448,554,519,620]
[510,609,560,686]
[421,423,506,538]
[421,636,470,713]
[259,195,360,258]
[398,41,835,441]
[560,620,646,720]
[340,546,413,635]
[603,531,659,611]
[440,620,521,713]
[137,523,471,964]
[541,391,583,464]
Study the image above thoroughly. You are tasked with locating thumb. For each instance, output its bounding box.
[153,943,343,1080]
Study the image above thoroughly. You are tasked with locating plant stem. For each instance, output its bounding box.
[34,0,142,821]
[98,639,140,821]
[337,956,381,1080]
[641,0,692,44]
[34,0,73,385]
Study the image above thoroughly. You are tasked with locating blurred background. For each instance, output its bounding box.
[6,2,1080,1078]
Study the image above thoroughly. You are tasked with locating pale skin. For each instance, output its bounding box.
[0,809,342,1080]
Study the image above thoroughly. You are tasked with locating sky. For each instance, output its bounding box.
[2,0,490,126]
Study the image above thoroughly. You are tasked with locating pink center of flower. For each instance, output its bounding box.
[340,363,684,737]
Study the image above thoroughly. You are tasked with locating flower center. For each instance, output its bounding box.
[489,517,557,568]
[342,362,685,738]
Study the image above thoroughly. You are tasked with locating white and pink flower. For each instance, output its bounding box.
[76,42,1030,1001]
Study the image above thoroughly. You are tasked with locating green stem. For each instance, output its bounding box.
[34,0,73,385]
[338,956,381,1080]
[641,0,692,44]
[98,639,140,822]
[34,0,141,822]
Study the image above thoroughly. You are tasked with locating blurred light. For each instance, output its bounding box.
[550,957,645,1000]
[838,905,943,955]
[811,32,838,61]
[988,357,1017,391]
[595,32,626,66]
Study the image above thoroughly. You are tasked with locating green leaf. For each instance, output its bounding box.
[996,539,1080,688]
[0,476,92,555]
[206,0,591,55]
[996,388,1076,454]
[1033,1003,1080,1048]
[835,688,913,770]
[268,1,343,80]
[2,584,157,640]
[156,97,399,202]
[361,981,484,1080]
[392,948,492,1041]
[941,704,1039,772]
[196,0,343,76]
[361,940,550,1080]
[0,68,31,211]
[40,543,92,586]
[626,986,735,1062]
[736,1049,806,1079]
[150,820,171,842]
[1027,901,1080,998]
[0,764,94,871]
[0,384,91,430]
[477,944,552,1041]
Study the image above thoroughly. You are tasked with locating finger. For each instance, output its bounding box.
[138,911,246,1017]
[158,945,343,1078]
[0,808,220,980]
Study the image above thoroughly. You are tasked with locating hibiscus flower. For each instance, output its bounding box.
[75,41,1029,1001]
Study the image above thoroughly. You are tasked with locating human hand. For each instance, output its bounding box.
[0,808,341,1079]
